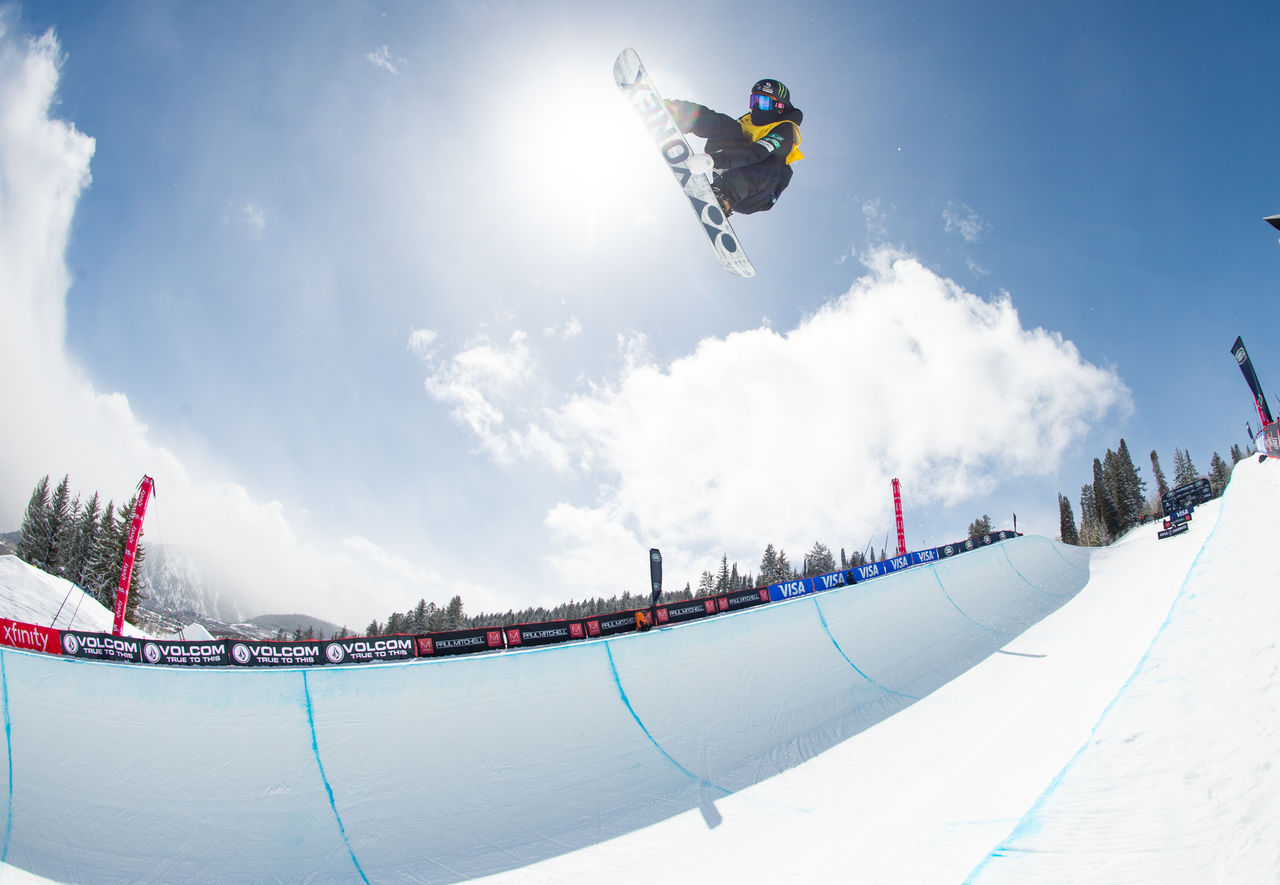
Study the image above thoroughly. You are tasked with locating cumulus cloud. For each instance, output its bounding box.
[0,28,449,628]
[421,249,1129,592]
[416,330,570,471]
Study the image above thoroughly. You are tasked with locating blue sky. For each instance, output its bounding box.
[1,0,1277,628]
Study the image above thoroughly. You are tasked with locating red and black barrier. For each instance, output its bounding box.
[655,597,717,626]
[1,536,1015,668]
[585,610,642,638]
[716,587,771,613]
[415,627,504,657]
[504,619,587,649]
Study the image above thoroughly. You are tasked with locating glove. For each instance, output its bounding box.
[686,153,714,175]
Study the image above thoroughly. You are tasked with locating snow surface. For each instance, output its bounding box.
[0,458,1276,883]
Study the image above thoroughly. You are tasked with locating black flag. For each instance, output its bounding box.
[1231,336,1274,424]
[649,548,663,606]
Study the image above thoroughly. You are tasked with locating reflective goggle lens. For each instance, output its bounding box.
[750,93,775,111]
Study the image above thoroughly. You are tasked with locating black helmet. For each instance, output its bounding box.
[749,78,790,112]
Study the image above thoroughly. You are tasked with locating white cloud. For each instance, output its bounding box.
[240,202,266,237]
[421,248,1129,594]
[0,28,450,629]
[365,45,403,75]
[944,202,989,243]
[407,327,439,357]
[860,197,890,239]
[419,330,569,470]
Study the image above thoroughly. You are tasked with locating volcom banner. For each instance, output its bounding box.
[505,619,587,649]
[61,630,143,663]
[140,639,229,667]
[415,628,504,657]
[228,640,324,667]
[322,635,416,665]
[0,618,61,655]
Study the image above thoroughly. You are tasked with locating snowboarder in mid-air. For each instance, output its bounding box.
[664,78,804,217]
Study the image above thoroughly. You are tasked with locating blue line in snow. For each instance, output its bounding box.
[1002,544,1070,598]
[932,568,1014,636]
[964,494,1226,883]
[302,671,370,884]
[812,598,919,700]
[605,642,729,796]
[1049,540,1091,573]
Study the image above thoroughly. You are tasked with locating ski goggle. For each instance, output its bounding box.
[750,92,784,112]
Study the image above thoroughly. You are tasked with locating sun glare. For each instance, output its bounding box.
[495,60,673,252]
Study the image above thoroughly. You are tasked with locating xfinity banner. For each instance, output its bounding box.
[140,639,229,667]
[416,628,504,657]
[61,630,143,663]
[0,618,61,655]
[322,635,416,665]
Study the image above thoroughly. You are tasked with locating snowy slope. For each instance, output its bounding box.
[0,532,1087,882]
[0,459,1276,884]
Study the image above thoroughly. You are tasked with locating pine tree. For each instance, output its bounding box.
[1230,444,1245,465]
[67,492,102,587]
[1092,458,1119,541]
[16,475,52,568]
[84,501,120,607]
[1171,448,1200,486]
[698,570,716,595]
[759,544,781,585]
[776,549,794,581]
[1058,494,1080,545]
[1150,450,1170,501]
[44,476,76,577]
[1209,452,1232,494]
[805,542,836,576]
[1115,440,1147,531]
[967,515,993,538]
[715,555,731,593]
[1079,483,1102,547]
[444,595,465,629]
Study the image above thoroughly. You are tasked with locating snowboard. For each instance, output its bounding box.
[613,48,756,278]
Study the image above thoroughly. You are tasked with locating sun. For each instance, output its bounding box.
[491,58,676,252]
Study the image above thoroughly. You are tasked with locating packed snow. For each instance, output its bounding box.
[0,457,1276,883]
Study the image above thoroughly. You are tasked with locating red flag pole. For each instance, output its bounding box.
[112,475,155,636]
[892,478,907,556]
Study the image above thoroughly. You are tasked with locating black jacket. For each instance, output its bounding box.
[666,100,804,214]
